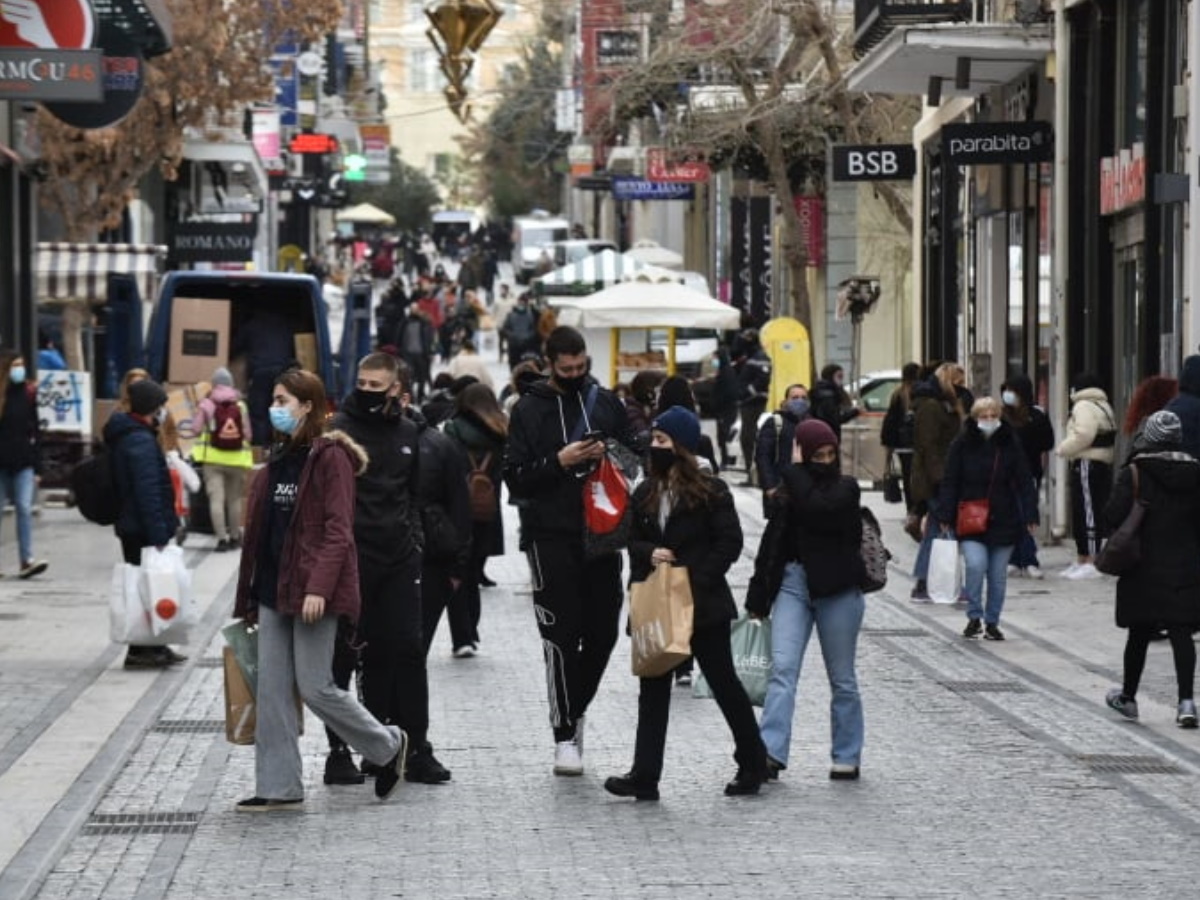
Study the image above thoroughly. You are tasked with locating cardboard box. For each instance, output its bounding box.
[165,382,206,457]
[294,332,318,373]
[170,297,230,384]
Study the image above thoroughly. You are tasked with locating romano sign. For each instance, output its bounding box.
[0,49,102,101]
[172,221,257,263]
[941,121,1053,165]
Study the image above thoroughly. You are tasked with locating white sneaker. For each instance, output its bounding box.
[1007,565,1022,578]
[1060,563,1082,578]
[1026,566,1044,580]
[452,644,477,659]
[1066,562,1101,580]
[553,739,583,776]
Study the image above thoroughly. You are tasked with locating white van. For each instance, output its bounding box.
[512,213,570,284]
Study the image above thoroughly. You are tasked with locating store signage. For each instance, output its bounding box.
[0,0,95,49]
[731,196,772,322]
[252,108,282,169]
[0,48,101,101]
[942,121,1053,165]
[794,196,825,267]
[832,144,916,182]
[596,30,639,67]
[1099,143,1146,215]
[359,123,391,185]
[289,132,338,154]
[271,56,298,127]
[173,221,257,263]
[646,147,710,183]
[611,177,695,201]
[44,26,144,128]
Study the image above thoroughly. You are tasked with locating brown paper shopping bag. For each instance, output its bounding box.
[223,646,257,745]
[629,563,695,678]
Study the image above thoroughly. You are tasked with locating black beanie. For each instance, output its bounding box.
[128,379,168,416]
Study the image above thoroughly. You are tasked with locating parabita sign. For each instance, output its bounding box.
[942,121,1054,165]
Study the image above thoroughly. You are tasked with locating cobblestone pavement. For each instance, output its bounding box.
[5,435,1200,897]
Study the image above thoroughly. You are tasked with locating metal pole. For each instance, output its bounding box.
[1050,0,1070,540]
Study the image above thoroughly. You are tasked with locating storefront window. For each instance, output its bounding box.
[1120,0,1149,145]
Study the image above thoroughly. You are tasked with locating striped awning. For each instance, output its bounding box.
[533,249,650,296]
[36,242,167,304]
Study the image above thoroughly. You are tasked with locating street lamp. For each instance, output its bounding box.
[424,0,503,123]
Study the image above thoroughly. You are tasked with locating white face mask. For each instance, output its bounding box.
[977,419,1000,437]
[1001,390,1018,407]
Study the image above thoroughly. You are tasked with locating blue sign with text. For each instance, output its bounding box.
[611,178,695,201]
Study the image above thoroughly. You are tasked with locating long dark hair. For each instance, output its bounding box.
[638,443,716,515]
[274,369,328,447]
[455,383,508,438]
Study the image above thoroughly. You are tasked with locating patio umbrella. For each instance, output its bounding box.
[623,240,683,270]
[550,281,740,330]
[335,202,396,226]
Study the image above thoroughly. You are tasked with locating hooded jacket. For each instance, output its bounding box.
[910,377,964,505]
[235,430,369,623]
[809,378,858,441]
[503,376,639,546]
[1104,450,1200,627]
[1164,355,1200,460]
[1003,375,1055,482]
[104,411,176,547]
[936,419,1039,546]
[330,392,421,565]
[1056,386,1116,463]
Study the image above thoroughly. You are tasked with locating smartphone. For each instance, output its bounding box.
[582,430,605,443]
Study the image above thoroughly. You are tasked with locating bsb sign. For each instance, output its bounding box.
[832,144,916,182]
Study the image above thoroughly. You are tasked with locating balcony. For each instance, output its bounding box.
[854,1,979,58]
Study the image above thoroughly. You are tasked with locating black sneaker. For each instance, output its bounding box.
[374,730,409,800]
[830,764,860,781]
[963,618,983,639]
[324,747,365,785]
[765,756,786,782]
[360,759,382,778]
[984,624,1006,641]
[604,773,659,801]
[124,647,170,669]
[723,769,763,796]
[235,796,303,812]
[158,647,188,665]
[18,559,47,579]
[405,747,452,784]
[215,539,231,553]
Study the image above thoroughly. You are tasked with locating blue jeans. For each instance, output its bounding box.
[913,513,936,581]
[760,563,865,767]
[0,467,36,566]
[960,541,1013,625]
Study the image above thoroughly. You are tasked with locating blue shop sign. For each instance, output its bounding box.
[611,177,695,201]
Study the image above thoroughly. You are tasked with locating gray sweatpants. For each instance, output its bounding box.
[256,605,402,800]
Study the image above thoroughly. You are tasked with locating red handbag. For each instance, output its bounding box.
[955,451,999,537]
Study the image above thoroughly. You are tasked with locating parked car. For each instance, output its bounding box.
[841,369,903,487]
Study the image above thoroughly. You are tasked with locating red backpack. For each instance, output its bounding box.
[210,400,245,451]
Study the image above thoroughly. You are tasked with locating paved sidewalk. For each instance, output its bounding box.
[4,479,1200,898]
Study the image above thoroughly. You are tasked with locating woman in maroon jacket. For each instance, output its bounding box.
[233,369,408,810]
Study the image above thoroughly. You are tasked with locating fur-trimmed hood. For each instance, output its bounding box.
[320,429,370,476]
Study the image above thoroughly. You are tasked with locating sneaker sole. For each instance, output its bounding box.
[235,800,303,812]
[18,562,47,579]
[1178,718,1199,729]
[553,765,584,776]
[375,732,409,800]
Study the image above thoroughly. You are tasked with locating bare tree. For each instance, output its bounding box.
[610,0,917,333]
[33,0,343,241]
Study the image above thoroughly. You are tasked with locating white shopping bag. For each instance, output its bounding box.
[110,558,196,646]
[140,545,196,635]
[927,538,962,605]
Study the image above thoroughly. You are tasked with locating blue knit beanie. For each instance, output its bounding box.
[652,405,701,453]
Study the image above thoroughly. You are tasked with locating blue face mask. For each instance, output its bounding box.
[269,405,299,435]
[8,366,25,385]
[784,398,809,420]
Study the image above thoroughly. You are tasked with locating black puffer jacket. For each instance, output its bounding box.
[628,477,742,629]
[330,393,421,564]
[104,412,175,548]
[410,410,472,577]
[503,377,639,547]
[935,419,1038,546]
[1104,451,1200,628]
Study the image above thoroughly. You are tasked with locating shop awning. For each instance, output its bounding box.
[36,242,166,304]
[847,24,1053,97]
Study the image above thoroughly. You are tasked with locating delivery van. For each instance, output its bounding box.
[512,213,570,284]
[145,272,338,445]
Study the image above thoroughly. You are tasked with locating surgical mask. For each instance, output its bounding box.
[978,420,1001,438]
[784,399,809,420]
[648,447,676,476]
[8,366,25,385]
[270,405,300,435]
[354,387,391,415]
[1001,390,1018,407]
[556,373,588,395]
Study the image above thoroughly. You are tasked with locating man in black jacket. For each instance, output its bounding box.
[810,364,860,443]
[326,352,450,786]
[734,330,771,485]
[503,326,640,776]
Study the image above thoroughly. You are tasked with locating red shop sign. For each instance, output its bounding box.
[793,196,825,268]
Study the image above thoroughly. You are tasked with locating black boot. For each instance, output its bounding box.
[324,743,365,785]
[604,772,659,801]
[724,768,764,796]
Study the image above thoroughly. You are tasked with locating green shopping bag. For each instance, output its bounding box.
[222,621,258,694]
[693,615,772,707]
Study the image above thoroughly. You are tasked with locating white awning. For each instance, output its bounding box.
[847,24,1053,97]
[36,242,166,304]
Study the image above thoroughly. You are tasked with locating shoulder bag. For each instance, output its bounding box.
[1094,465,1144,576]
[955,450,1000,537]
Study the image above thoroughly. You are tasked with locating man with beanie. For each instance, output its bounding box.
[504,326,642,776]
[1165,355,1200,460]
[191,367,253,551]
[105,377,184,669]
[326,352,451,786]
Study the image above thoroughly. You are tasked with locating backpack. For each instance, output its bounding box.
[71,448,120,525]
[859,507,891,593]
[467,452,497,523]
[210,400,245,451]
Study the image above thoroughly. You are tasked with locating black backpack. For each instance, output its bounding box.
[71,448,120,525]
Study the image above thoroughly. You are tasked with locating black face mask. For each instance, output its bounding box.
[808,461,839,480]
[354,388,391,416]
[649,447,676,476]
[556,373,588,395]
